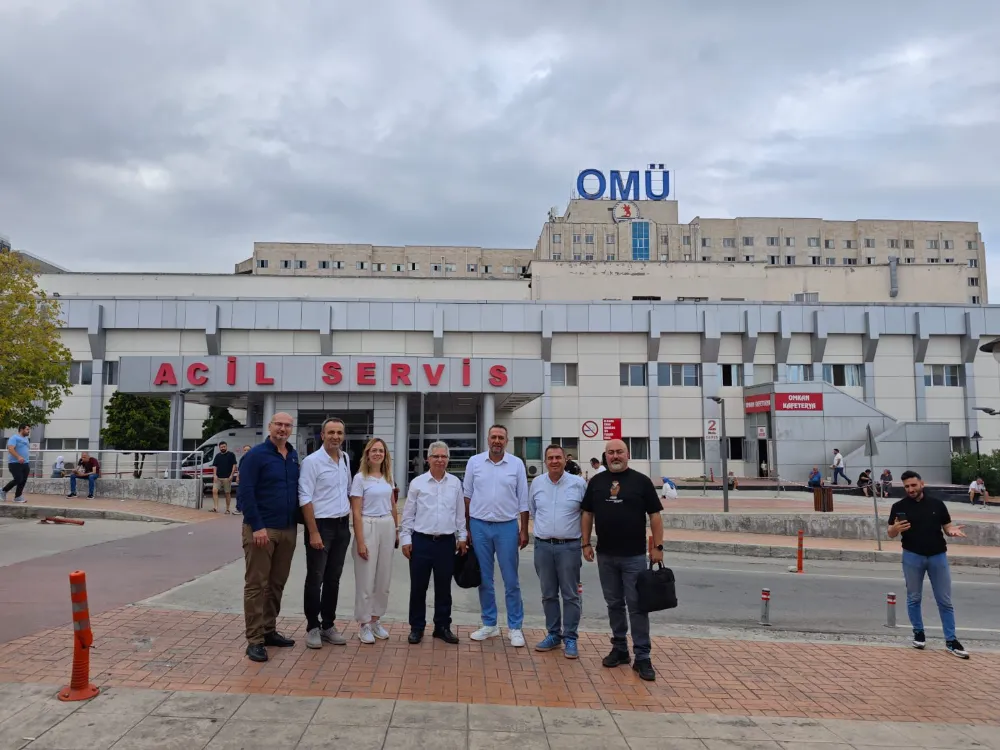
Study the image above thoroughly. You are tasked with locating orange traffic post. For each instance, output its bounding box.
[796,529,804,573]
[58,570,100,702]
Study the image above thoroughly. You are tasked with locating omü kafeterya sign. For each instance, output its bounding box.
[116,356,545,393]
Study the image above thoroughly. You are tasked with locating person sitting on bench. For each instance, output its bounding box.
[68,453,101,498]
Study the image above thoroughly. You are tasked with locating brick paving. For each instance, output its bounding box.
[0,605,997,725]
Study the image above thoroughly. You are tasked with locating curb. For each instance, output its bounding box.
[0,504,179,524]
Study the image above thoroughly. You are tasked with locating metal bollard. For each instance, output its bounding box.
[885,592,897,628]
[760,588,772,626]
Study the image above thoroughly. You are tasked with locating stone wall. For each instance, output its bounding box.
[24,478,200,509]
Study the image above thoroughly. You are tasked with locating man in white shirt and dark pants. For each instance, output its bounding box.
[463,424,530,647]
[529,444,587,659]
[400,441,468,644]
[298,418,352,648]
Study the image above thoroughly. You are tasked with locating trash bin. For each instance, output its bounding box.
[812,487,834,512]
[812,487,824,512]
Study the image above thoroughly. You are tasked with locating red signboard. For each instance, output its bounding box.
[744,395,772,413]
[775,393,824,412]
[602,418,622,440]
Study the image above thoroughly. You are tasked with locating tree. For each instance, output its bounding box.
[101,393,170,477]
[952,449,1000,494]
[0,252,73,427]
[201,406,243,440]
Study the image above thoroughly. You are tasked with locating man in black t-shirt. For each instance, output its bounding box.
[211,442,239,514]
[581,439,664,682]
[888,470,969,659]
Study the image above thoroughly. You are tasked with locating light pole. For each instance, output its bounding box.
[708,396,729,513]
[972,430,982,471]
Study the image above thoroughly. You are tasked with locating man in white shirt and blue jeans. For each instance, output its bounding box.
[463,424,530,647]
[529,444,587,659]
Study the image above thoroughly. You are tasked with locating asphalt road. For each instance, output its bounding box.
[0,517,173,567]
[142,544,1000,643]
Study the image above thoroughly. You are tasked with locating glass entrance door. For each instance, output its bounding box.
[297,410,373,477]
[407,395,478,482]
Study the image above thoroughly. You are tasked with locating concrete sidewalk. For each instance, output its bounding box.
[1,682,997,749]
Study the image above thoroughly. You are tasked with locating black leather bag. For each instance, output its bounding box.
[453,548,481,589]
[636,561,677,613]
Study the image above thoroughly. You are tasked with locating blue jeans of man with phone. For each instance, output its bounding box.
[901,550,956,641]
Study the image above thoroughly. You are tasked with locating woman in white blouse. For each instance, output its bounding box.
[350,438,400,644]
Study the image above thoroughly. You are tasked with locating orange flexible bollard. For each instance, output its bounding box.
[796,529,804,573]
[58,570,100,702]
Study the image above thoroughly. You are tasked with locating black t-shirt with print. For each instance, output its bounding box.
[888,493,952,557]
[581,468,663,556]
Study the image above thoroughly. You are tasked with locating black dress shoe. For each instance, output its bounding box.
[264,631,295,648]
[432,628,459,644]
[407,630,423,644]
[602,648,630,668]
[632,658,656,681]
[246,644,268,662]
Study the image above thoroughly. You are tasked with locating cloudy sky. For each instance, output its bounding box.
[2,0,999,287]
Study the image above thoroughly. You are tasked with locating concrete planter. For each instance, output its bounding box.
[24,477,200,509]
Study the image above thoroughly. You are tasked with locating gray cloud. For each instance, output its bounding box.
[1,0,998,288]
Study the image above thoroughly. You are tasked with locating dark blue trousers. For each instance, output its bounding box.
[408,532,456,632]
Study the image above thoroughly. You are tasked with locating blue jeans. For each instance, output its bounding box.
[470,518,523,629]
[902,550,956,641]
[533,539,582,641]
[832,467,848,485]
[70,474,97,496]
[597,553,651,660]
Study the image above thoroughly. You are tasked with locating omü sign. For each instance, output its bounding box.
[744,395,772,413]
[775,393,824,411]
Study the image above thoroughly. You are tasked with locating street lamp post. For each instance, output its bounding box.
[972,430,982,471]
[708,396,729,513]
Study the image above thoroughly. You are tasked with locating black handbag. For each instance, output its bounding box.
[636,561,677,613]
[453,548,481,589]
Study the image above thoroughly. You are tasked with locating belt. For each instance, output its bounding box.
[414,531,455,540]
[537,537,581,545]
[317,514,350,523]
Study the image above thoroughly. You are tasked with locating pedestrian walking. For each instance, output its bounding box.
[350,437,399,644]
[888,470,969,659]
[2,424,31,503]
[831,448,848,485]
[400,441,468,644]
[529,444,586,659]
[298,418,352,650]
[237,413,300,663]
[582,438,664,681]
[463,424,529,647]
[210,441,238,514]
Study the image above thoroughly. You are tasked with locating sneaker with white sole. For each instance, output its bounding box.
[947,639,970,659]
[321,626,347,645]
[372,621,390,640]
[13,496,26,504]
[470,625,501,641]
[912,630,926,649]
[359,623,376,644]
[0,490,6,502]
[509,629,525,648]
[305,628,322,649]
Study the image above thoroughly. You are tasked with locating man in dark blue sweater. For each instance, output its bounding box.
[237,412,300,663]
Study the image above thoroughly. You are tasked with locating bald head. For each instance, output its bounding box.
[268,412,294,447]
[604,439,629,472]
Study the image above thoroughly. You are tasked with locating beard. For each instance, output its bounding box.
[609,459,626,471]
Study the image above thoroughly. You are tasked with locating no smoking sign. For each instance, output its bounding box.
[581,420,599,438]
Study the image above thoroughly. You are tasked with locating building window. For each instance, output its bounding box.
[944,240,954,250]
[924,365,965,388]
[256,259,268,269]
[631,221,650,261]
[606,234,615,244]
[843,240,856,249]
[319,260,330,269]
[607,254,616,261]
[701,237,711,248]
[825,257,836,265]
[951,436,970,454]
[294,260,307,269]
[888,239,899,249]
[785,364,814,382]
[683,254,692,261]
[572,253,582,261]
[624,437,649,460]
[824,239,835,249]
[620,363,647,387]
[408,262,419,271]
[969,259,979,268]
[972,295,981,304]
[792,292,819,303]
[445,263,457,272]
[69,361,93,386]
[553,253,562,261]
[904,239,914,249]
[551,363,579,387]
[742,236,754,247]
[766,236,779,247]
[945,258,955,264]
[514,437,542,462]
[44,438,89,451]
[103,361,119,386]
[928,258,939,263]
[926,239,939,250]
[357,261,369,270]
[864,238,875,248]
[724,256,736,262]
[430,263,442,272]
[657,363,700,387]
[969,277,980,287]
[968,241,978,250]
[810,256,821,265]
[904,257,915,264]
[373,263,386,271]
[467,264,478,272]
[280,259,292,269]
[785,237,795,247]
[572,234,581,244]
[585,234,594,244]
[785,255,795,265]
[768,255,779,265]
[551,437,579,454]
[843,258,858,265]
[333,261,345,269]
[682,235,691,246]
[723,238,736,248]
[658,254,668,262]
[822,364,864,387]
[584,254,594,261]
[808,237,820,248]
[744,255,755,262]
[727,437,745,461]
[483,265,492,273]
[720,364,742,387]
[503,266,515,273]
[660,235,669,244]
[866,257,876,265]
[659,437,703,461]
[552,233,561,243]
[701,255,711,262]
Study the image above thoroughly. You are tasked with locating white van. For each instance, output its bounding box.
[174,428,264,488]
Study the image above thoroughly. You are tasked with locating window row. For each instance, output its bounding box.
[42,438,90,450]
[256,259,526,274]
[690,237,976,251]
[68,361,118,386]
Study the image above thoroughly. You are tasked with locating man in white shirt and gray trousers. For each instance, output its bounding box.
[529,443,587,659]
[463,424,530,647]
[400,441,468,644]
[298,418,352,648]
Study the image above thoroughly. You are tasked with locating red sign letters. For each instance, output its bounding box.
[743,395,772,413]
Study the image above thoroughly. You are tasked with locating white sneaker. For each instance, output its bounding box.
[470,625,501,641]
[509,629,525,648]
[359,623,376,644]
[372,621,390,640]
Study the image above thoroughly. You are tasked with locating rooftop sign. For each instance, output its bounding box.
[576,164,671,201]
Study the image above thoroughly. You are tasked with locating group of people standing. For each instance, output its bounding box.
[236,414,666,681]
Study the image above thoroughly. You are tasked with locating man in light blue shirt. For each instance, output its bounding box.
[528,444,587,659]
[463,424,529,647]
[3,424,31,503]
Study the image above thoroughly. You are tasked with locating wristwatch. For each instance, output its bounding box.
[654,544,664,551]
